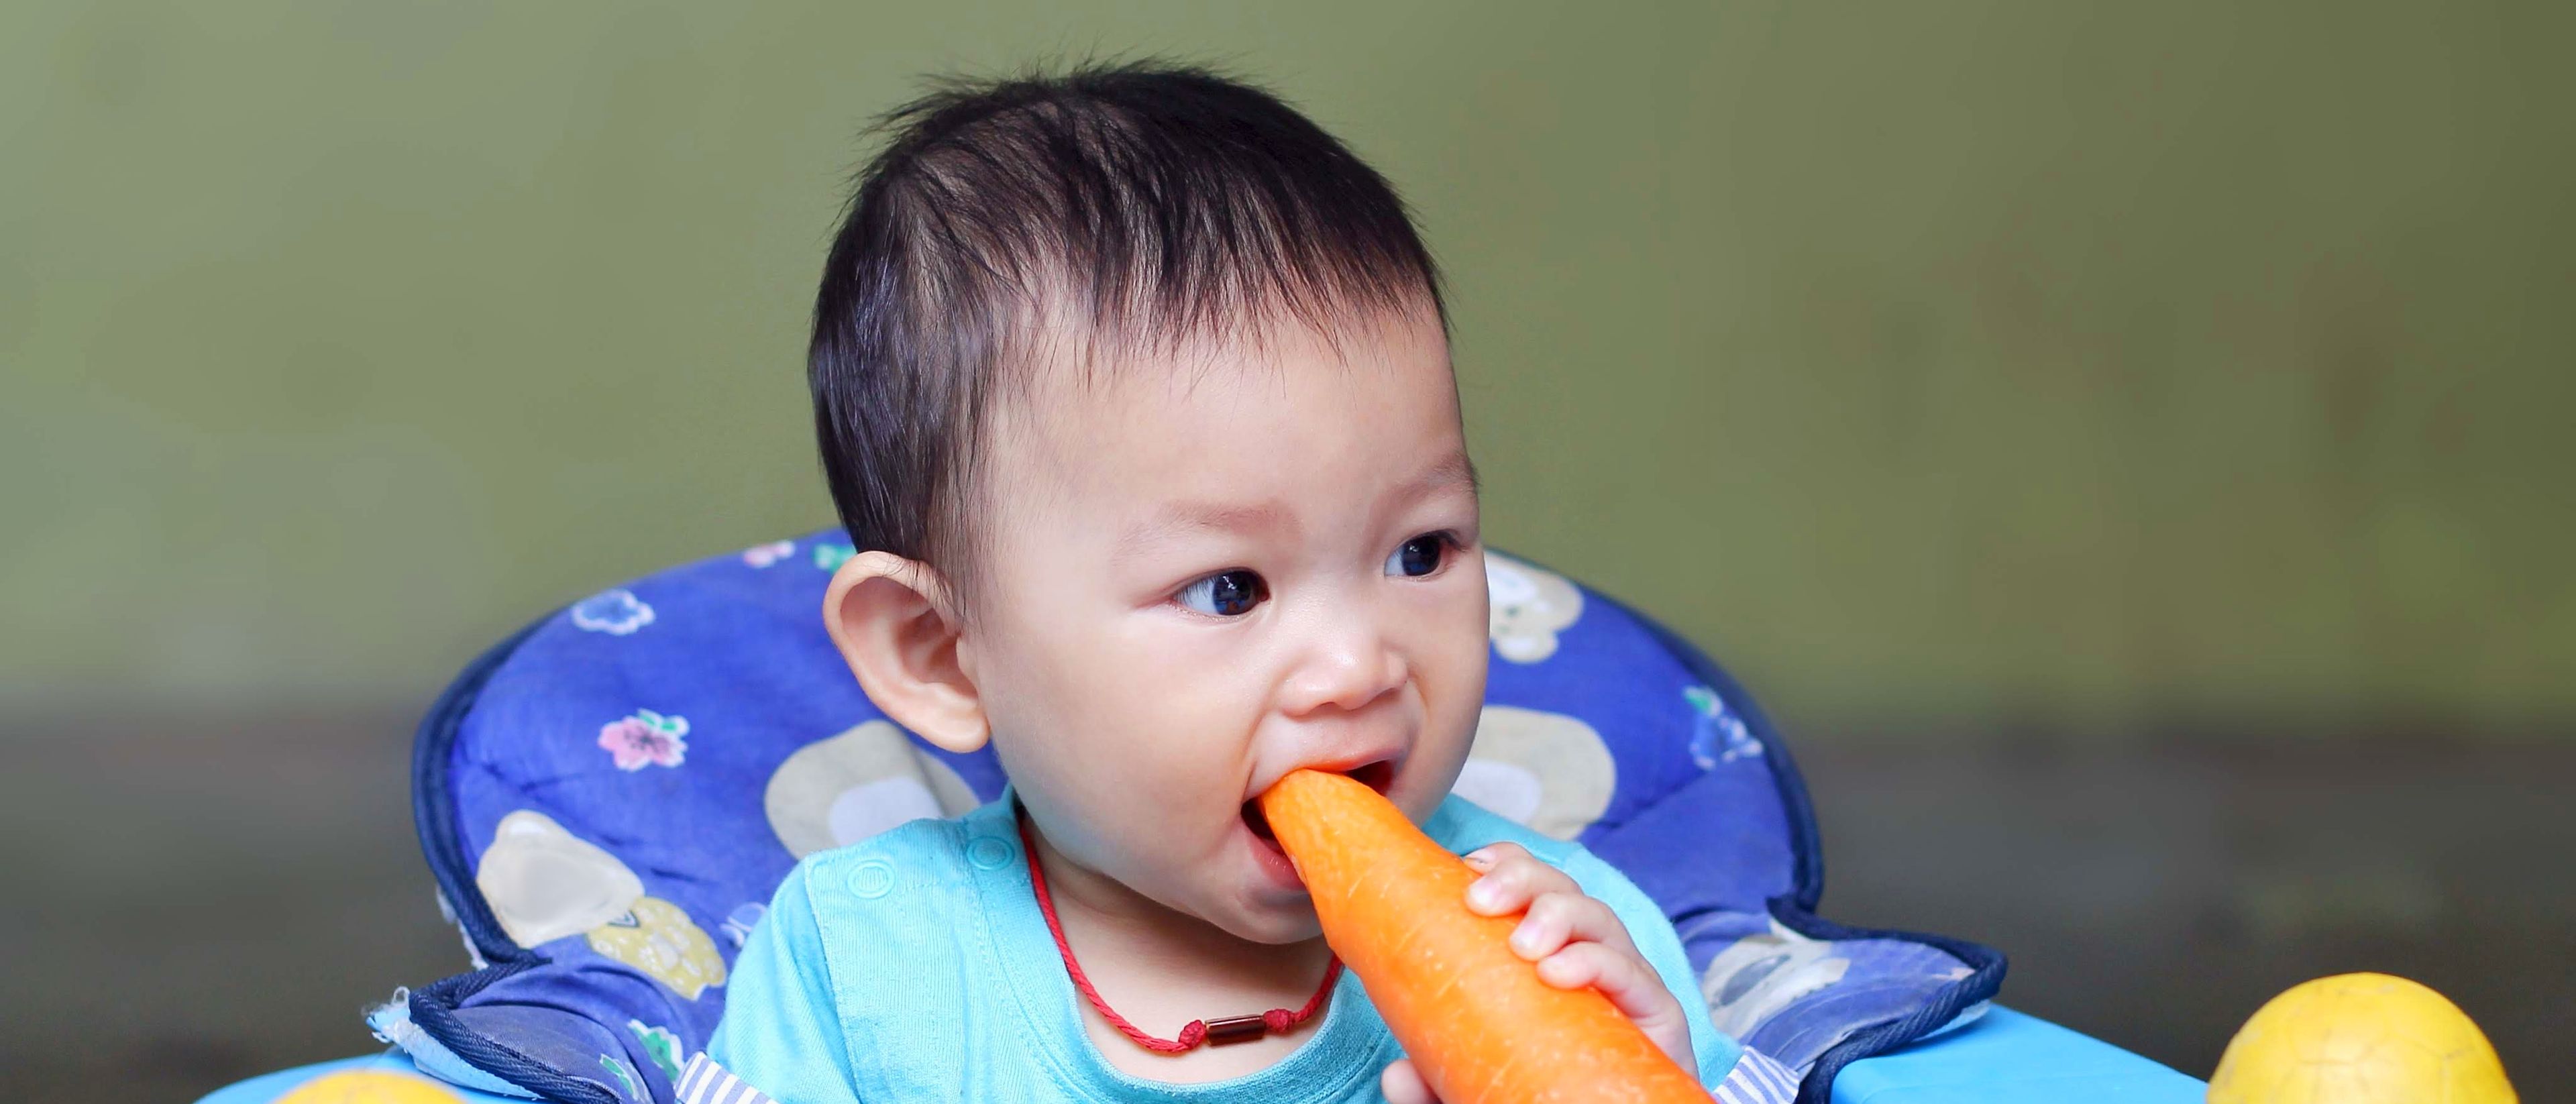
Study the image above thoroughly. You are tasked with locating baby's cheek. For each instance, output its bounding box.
[1050,685,1247,839]
[1430,620,1493,736]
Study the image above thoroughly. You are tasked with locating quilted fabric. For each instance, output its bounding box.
[398,533,2002,1104]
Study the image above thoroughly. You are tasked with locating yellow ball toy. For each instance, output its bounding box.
[2208,973,2516,1103]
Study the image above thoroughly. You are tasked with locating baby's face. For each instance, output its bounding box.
[966,309,1486,944]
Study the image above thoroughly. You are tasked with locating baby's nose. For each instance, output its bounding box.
[1280,616,1407,717]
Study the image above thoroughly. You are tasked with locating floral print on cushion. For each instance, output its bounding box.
[598,710,690,771]
[571,590,656,636]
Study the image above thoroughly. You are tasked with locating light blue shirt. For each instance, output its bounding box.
[707,787,1752,1103]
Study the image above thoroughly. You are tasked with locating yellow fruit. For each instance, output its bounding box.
[2208,973,2516,1103]
[275,1070,464,1104]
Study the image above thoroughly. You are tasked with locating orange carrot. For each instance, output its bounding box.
[1258,769,1712,1103]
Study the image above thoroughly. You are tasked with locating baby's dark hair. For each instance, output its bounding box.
[808,58,1448,624]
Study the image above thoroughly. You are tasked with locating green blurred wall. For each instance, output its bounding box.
[5,1,2569,739]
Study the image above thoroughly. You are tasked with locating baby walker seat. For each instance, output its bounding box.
[197,533,2204,1104]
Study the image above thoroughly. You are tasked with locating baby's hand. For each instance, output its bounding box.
[1378,842,1695,1104]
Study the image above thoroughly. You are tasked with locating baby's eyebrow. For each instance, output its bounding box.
[1415,449,1481,500]
[1116,500,1295,561]
[1114,450,1479,561]
[1373,449,1481,517]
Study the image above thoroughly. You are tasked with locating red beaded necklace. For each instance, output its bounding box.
[1016,811,1342,1052]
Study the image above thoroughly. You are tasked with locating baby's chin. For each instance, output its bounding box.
[1144,843,1327,946]
[1199,893,1325,946]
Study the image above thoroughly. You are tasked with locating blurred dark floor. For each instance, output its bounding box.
[3,708,2568,1101]
[1802,736,2573,1099]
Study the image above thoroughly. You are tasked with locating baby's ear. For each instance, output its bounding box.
[821,551,989,754]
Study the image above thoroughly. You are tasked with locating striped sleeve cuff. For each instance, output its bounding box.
[676,1052,780,1104]
[1713,1044,1801,1104]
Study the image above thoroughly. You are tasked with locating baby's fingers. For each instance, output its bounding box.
[1381,1058,1440,1104]
[1536,942,1696,1070]
[1507,889,1638,962]
[1460,842,1580,917]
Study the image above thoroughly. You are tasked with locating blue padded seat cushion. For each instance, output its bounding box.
[400,533,2004,1104]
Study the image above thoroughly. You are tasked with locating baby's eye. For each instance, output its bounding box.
[1385,533,1453,578]
[1176,569,1269,617]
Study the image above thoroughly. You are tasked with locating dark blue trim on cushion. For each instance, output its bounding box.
[413,615,550,965]
[408,614,624,1104]
[1767,904,2008,1104]
[408,961,618,1104]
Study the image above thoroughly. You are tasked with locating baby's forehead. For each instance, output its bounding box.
[979,298,1452,484]
[987,376,1459,547]
[1010,301,1443,415]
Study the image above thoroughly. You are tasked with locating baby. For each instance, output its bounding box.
[700,62,1795,1103]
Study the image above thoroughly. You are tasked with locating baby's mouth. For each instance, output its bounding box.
[1242,798,1279,843]
[1242,759,1395,844]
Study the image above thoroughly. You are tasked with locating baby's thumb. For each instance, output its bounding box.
[1380,1058,1440,1104]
